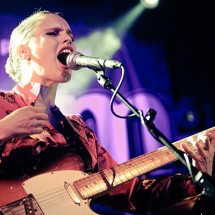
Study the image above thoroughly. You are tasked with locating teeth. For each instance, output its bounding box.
[61,49,72,54]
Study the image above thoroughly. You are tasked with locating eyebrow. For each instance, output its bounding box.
[45,27,74,37]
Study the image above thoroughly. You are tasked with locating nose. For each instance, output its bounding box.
[62,33,72,45]
[63,38,72,45]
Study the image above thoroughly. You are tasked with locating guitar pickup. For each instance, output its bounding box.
[64,181,81,205]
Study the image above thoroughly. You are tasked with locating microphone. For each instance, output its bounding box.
[58,52,122,71]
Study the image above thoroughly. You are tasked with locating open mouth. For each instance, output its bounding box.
[58,52,69,66]
[57,49,72,66]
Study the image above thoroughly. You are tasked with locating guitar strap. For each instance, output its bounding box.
[50,106,92,172]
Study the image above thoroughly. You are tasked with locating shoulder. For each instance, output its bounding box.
[0,90,11,99]
[0,90,25,104]
[0,90,26,118]
[0,90,15,104]
[0,90,22,101]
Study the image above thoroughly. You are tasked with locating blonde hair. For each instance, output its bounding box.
[5,10,61,82]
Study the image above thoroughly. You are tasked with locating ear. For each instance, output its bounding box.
[16,45,31,61]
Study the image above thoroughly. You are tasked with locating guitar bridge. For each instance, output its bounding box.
[0,194,44,215]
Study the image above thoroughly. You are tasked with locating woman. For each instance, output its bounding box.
[0,10,214,214]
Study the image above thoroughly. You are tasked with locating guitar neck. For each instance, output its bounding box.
[73,126,215,200]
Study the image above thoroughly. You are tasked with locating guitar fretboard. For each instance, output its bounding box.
[73,126,215,199]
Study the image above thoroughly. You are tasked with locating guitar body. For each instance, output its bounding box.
[1,126,214,214]
[0,176,27,207]
[0,170,99,215]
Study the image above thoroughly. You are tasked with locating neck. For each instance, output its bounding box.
[35,84,58,113]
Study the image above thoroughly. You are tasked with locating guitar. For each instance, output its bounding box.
[0,127,214,215]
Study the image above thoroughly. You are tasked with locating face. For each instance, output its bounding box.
[25,14,76,86]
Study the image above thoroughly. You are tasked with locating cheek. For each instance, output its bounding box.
[29,37,55,59]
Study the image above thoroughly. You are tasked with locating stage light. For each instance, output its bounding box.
[113,3,145,37]
[140,0,159,9]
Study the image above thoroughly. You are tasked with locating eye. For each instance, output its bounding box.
[46,30,59,36]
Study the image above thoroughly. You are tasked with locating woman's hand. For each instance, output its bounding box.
[181,130,215,176]
[0,106,48,145]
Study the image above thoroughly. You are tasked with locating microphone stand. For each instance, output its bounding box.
[96,71,215,212]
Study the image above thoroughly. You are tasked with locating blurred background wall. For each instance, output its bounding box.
[0,0,215,178]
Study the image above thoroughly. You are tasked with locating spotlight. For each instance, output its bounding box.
[140,0,159,9]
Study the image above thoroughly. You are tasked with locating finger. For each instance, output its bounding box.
[28,121,45,134]
[207,133,215,145]
[29,127,44,135]
[31,118,47,128]
[196,133,209,150]
[35,113,48,120]
[201,132,215,154]
[32,106,46,113]
[182,143,202,161]
[21,106,43,112]
[206,131,215,140]
[182,137,197,153]
[195,141,207,160]
[35,120,47,127]
[19,107,47,120]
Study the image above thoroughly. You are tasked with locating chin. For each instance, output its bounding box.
[63,73,72,83]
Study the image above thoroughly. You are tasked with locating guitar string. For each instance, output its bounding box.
[39,128,215,203]
[2,147,177,214]
[43,144,178,201]
[60,139,197,200]
[73,145,179,198]
[14,157,159,213]
[1,185,70,214]
[31,185,68,209]
[3,135,202,213]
